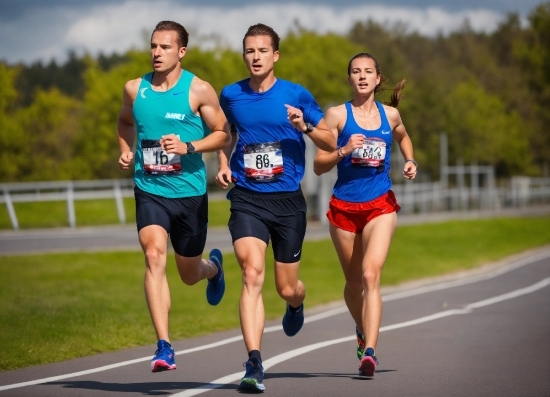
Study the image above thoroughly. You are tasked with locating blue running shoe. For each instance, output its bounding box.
[238,357,265,392]
[206,248,225,306]
[282,303,304,337]
[358,347,379,377]
[356,327,366,360]
[150,340,176,373]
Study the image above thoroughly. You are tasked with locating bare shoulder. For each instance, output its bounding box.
[326,104,347,120]
[382,104,401,121]
[190,75,216,98]
[124,77,142,101]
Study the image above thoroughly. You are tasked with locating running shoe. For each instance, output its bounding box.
[238,357,266,392]
[206,248,225,306]
[356,326,366,360]
[282,302,304,337]
[150,340,176,373]
[358,347,379,377]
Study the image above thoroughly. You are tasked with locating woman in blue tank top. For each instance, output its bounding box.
[313,52,417,378]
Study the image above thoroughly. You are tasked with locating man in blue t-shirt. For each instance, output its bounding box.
[215,23,335,392]
[117,21,231,374]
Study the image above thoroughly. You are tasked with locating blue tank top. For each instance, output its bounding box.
[133,70,209,198]
[220,78,324,193]
[333,101,393,202]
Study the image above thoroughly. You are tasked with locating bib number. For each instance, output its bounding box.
[142,139,182,175]
[243,142,284,182]
[351,137,386,167]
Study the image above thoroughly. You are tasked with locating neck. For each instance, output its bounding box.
[248,73,277,93]
[152,67,182,91]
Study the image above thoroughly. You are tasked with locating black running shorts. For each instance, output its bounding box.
[228,186,307,263]
[134,187,207,257]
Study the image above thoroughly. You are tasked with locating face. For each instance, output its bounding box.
[348,57,380,96]
[242,35,279,78]
[150,30,186,73]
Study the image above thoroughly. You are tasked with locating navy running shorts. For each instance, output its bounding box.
[134,187,207,257]
[227,186,307,263]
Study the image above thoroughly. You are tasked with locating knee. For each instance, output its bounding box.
[242,265,263,288]
[277,283,298,301]
[362,268,381,290]
[179,273,199,286]
[144,248,164,270]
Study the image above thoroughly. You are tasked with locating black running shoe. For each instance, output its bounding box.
[282,303,304,337]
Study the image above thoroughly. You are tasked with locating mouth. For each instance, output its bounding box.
[251,64,262,71]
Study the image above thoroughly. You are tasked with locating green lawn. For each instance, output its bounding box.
[0,216,549,371]
[0,198,231,229]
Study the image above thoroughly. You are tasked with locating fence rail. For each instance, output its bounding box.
[2,175,550,230]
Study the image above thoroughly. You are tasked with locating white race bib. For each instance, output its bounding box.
[243,142,284,182]
[351,137,386,167]
[142,139,182,175]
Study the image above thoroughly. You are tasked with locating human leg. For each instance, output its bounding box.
[360,212,396,351]
[139,225,171,343]
[328,223,365,357]
[234,236,268,352]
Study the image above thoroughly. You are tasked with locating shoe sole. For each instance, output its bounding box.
[238,378,265,392]
[151,360,177,373]
[358,356,376,377]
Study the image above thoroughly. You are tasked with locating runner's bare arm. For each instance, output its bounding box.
[386,105,416,180]
[117,79,140,170]
[215,127,238,189]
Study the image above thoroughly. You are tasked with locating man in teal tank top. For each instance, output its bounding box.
[117,20,231,373]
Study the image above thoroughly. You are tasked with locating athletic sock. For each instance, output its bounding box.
[248,350,262,363]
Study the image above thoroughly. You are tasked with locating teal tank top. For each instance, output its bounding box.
[133,70,210,198]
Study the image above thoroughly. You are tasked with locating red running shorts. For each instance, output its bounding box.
[326,190,401,233]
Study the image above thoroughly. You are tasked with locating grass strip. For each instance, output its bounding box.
[0,198,230,229]
[0,216,549,370]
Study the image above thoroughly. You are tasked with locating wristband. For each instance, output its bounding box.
[406,159,418,168]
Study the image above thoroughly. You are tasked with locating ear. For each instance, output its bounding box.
[273,50,280,63]
[179,47,187,61]
[376,74,381,86]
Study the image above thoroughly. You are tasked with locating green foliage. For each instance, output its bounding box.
[442,80,534,176]
[277,31,365,108]
[1,216,548,369]
[2,4,550,181]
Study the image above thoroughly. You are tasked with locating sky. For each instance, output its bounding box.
[0,0,544,65]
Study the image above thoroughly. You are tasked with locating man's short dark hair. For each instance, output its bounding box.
[153,21,189,47]
[242,23,280,52]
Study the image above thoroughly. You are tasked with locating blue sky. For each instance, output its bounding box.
[0,0,544,65]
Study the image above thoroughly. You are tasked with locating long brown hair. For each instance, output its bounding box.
[347,52,406,108]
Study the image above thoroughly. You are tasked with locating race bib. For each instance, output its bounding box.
[351,137,386,167]
[243,142,284,182]
[142,139,182,175]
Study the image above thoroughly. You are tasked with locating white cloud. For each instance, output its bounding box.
[0,0,505,64]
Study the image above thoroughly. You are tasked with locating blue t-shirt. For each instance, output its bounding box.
[133,70,210,198]
[333,101,393,202]
[220,78,324,193]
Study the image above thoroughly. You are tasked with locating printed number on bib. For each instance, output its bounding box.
[244,142,284,182]
[351,137,386,167]
[142,139,182,175]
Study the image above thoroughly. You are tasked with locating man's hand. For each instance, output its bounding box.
[160,134,185,155]
[284,104,307,132]
[118,151,134,170]
[215,165,232,189]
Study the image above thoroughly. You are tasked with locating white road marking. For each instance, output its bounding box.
[0,250,548,392]
[170,276,550,396]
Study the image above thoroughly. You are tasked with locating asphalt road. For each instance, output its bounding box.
[1,206,549,396]
[0,247,549,396]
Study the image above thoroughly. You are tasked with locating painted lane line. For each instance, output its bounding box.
[170,276,550,396]
[0,250,547,392]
